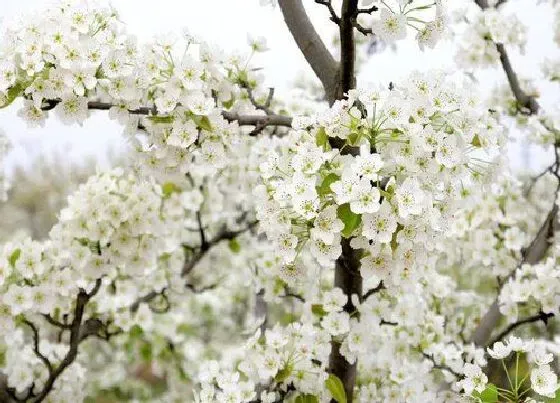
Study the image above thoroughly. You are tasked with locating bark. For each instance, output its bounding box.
[278,0,339,104]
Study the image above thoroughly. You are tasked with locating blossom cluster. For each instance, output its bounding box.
[0,0,278,184]
[255,71,503,292]
[361,0,446,49]
[454,6,527,69]
[458,336,559,399]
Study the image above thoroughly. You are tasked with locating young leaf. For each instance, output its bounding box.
[337,203,361,238]
[325,374,347,403]
[228,238,241,253]
[472,383,498,403]
[317,173,340,196]
[295,394,319,403]
[8,249,21,268]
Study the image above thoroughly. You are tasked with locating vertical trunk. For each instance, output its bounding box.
[328,1,361,401]
[329,239,362,402]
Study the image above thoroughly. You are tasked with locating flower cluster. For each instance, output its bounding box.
[458,336,559,400]
[363,0,446,49]
[196,323,332,402]
[0,0,279,183]
[454,6,527,69]
[255,71,503,291]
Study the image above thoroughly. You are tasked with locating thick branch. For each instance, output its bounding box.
[278,0,339,104]
[339,0,358,98]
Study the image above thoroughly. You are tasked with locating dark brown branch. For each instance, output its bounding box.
[356,5,378,14]
[363,281,385,300]
[42,314,71,330]
[29,279,102,403]
[23,320,53,375]
[488,311,554,347]
[315,0,341,24]
[422,353,461,378]
[338,0,358,99]
[181,221,257,276]
[278,0,339,104]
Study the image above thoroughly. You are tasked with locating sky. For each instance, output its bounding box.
[0,0,556,174]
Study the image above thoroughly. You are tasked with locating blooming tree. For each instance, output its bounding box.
[0,0,559,402]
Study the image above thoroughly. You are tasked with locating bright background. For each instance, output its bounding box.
[0,0,556,173]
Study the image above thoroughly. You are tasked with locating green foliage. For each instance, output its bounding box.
[337,203,361,238]
[317,173,340,196]
[472,384,498,403]
[295,394,319,403]
[274,362,293,383]
[311,304,327,318]
[8,248,21,268]
[315,127,329,149]
[325,374,347,403]
[228,238,241,253]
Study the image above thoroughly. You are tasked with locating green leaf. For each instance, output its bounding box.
[0,82,25,109]
[325,374,347,403]
[147,115,174,124]
[337,203,362,238]
[228,238,241,254]
[139,343,152,361]
[193,115,213,131]
[274,362,293,383]
[295,394,319,403]
[317,173,340,196]
[311,304,327,318]
[472,384,498,403]
[8,249,21,268]
[162,182,180,197]
[129,324,144,339]
[222,97,235,109]
[316,127,328,149]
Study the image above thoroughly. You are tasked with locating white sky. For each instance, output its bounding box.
[0,0,556,173]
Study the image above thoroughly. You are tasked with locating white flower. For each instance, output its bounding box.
[531,364,558,398]
[371,8,407,43]
[55,96,89,124]
[487,341,511,360]
[310,205,344,245]
[321,311,350,336]
[459,363,488,394]
[362,201,397,243]
[395,177,425,218]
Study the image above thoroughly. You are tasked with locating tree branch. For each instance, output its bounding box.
[474,0,538,115]
[278,0,339,104]
[28,279,102,403]
[314,0,341,24]
[40,99,292,133]
[488,311,554,347]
